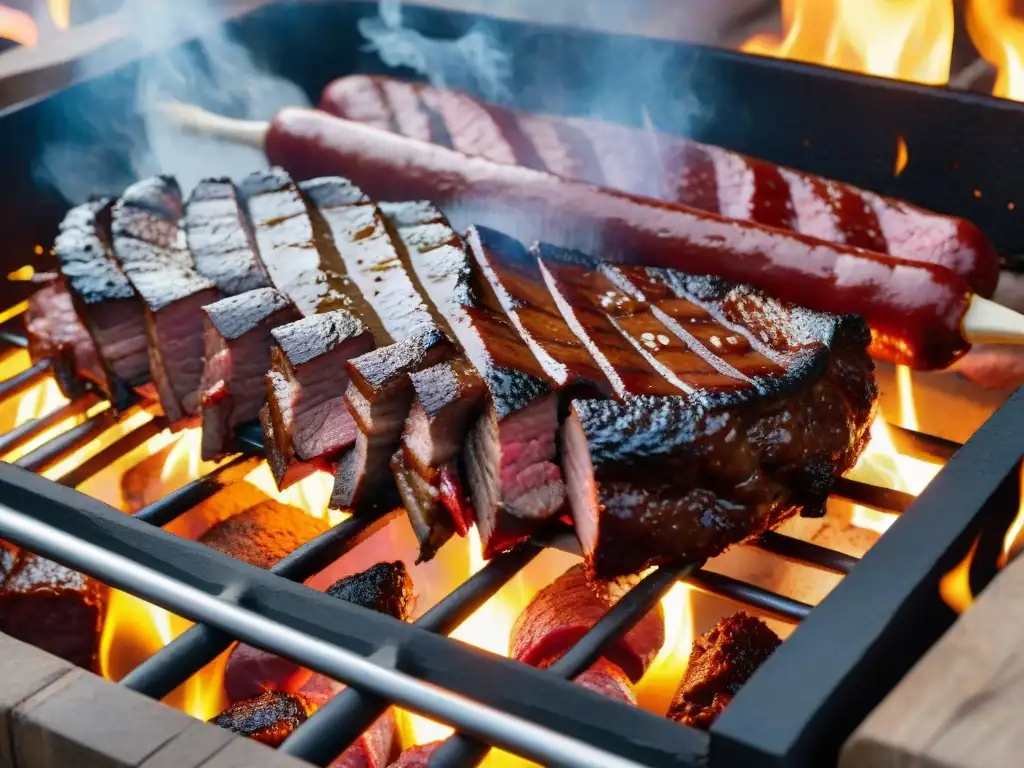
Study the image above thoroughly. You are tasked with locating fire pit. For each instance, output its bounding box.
[0,2,1023,768]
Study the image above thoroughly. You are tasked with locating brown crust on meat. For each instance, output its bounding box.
[198,500,329,569]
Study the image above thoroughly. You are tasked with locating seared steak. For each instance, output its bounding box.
[111,176,217,422]
[668,612,781,729]
[185,178,268,296]
[554,257,876,578]
[199,287,300,460]
[26,275,101,397]
[53,198,148,407]
[198,500,329,569]
[264,311,374,487]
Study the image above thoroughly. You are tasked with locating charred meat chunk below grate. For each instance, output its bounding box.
[199,287,300,460]
[211,690,314,747]
[668,612,781,729]
[185,178,269,296]
[53,197,148,406]
[197,500,329,570]
[264,310,374,487]
[111,176,217,422]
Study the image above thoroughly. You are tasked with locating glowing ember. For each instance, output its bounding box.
[0,5,39,47]
[741,0,954,85]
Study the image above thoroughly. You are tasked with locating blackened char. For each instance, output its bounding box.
[25,276,101,397]
[510,563,664,683]
[556,263,876,578]
[53,198,148,406]
[111,176,217,422]
[0,543,108,671]
[185,178,268,296]
[211,690,314,747]
[224,561,415,703]
[264,311,374,487]
[199,287,299,460]
[667,612,781,729]
[198,500,329,569]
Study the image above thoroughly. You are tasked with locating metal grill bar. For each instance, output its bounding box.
[13,407,118,472]
[0,329,28,348]
[0,392,98,456]
[831,477,915,514]
[888,424,961,464]
[132,454,262,527]
[121,508,400,699]
[686,570,811,623]
[430,562,697,768]
[753,532,858,575]
[280,543,545,765]
[0,357,51,399]
[54,415,167,488]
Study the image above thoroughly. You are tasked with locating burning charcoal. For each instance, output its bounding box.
[387,741,443,768]
[198,500,329,570]
[510,564,665,683]
[0,545,108,671]
[211,690,315,747]
[667,612,781,730]
[224,561,415,702]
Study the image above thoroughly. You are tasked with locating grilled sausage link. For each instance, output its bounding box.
[265,107,972,370]
[320,75,999,298]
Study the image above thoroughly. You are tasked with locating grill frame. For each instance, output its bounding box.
[0,2,1021,765]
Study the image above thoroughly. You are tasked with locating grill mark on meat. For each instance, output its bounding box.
[302,183,435,343]
[469,226,613,394]
[320,74,394,131]
[708,147,797,231]
[239,169,381,331]
[53,198,148,405]
[111,176,217,422]
[777,169,887,253]
[419,89,542,167]
[536,244,728,396]
[668,612,781,729]
[185,178,269,296]
[199,288,300,460]
[564,117,665,199]
[660,141,720,214]
[378,78,446,144]
[562,307,875,578]
[516,113,607,184]
[265,312,374,484]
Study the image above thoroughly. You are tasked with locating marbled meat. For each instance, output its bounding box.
[199,287,300,460]
[110,176,218,422]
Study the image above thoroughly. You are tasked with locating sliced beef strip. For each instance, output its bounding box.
[391,449,455,563]
[510,563,665,683]
[25,275,101,398]
[185,177,269,296]
[53,198,148,407]
[199,287,300,460]
[111,176,218,422]
[264,311,374,487]
[197,499,330,570]
[556,268,876,578]
[0,542,108,672]
[668,612,781,729]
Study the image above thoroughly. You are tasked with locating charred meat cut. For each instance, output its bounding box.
[263,311,374,486]
[668,612,781,729]
[111,176,218,422]
[199,287,300,460]
[510,563,665,683]
[225,561,415,703]
[53,198,148,406]
[0,543,108,671]
[211,690,314,747]
[26,275,101,397]
[557,262,875,578]
[197,500,329,570]
[184,178,268,296]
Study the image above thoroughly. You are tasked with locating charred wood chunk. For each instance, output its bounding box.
[0,543,108,671]
[198,500,329,570]
[211,690,315,747]
[326,560,415,621]
[668,612,781,730]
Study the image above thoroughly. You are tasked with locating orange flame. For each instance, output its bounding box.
[894,135,909,177]
[0,5,38,47]
[938,537,979,615]
[47,0,70,30]
[966,0,1024,101]
[741,0,954,85]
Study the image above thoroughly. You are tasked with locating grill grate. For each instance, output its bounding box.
[0,324,1014,768]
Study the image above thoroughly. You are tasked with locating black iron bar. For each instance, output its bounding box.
[0,393,98,457]
[831,477,915,514]
[685,570,811,623]
[280,542,545,766]
[0,496,647,768]
[888,424,961,464]
[55,416,168,488]
[0,330,28,349]
[12,407,119,473]
[428,561,701,768]
[0,358,51,400]
[753,532,859,576]
[120,507,400,699]
[133,454,262,527]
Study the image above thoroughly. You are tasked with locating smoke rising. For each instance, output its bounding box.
[35,0,308,203]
